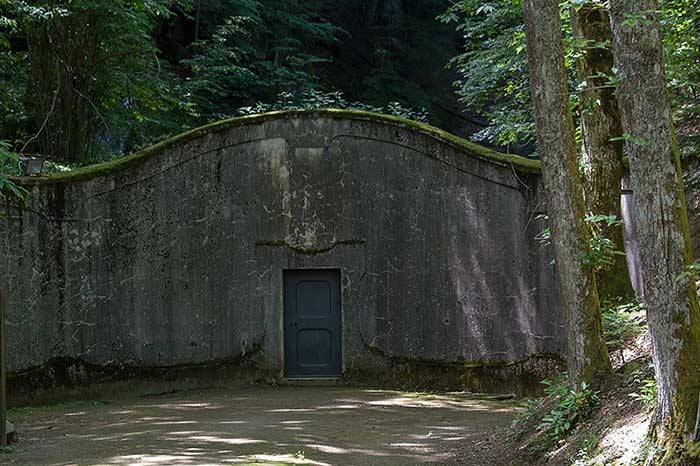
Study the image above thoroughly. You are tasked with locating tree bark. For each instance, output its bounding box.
[571,4,634,303]
[25,6,102,163]
[608,0,700,462]
[522,0,612,388]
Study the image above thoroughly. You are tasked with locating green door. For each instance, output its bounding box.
[284,269,342,378]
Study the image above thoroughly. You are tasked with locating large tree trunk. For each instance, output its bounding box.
[522,0,611,388]
[608,0,700,462]
[571,4,634,302]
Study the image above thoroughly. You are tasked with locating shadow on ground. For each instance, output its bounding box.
[4,386,516,466]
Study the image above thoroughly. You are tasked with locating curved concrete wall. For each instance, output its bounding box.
[0,110,561,381]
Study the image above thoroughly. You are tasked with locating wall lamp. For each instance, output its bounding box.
[18,157,45,176]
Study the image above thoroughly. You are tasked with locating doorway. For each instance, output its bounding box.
[283,269,342,378]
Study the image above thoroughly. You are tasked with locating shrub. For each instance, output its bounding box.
[538,382,601,440]
[629,378,656,410]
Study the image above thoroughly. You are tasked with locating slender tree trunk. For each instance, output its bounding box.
[609,1,700,462]
[571,4,634,303]
[194,0,202,42]
[522,0,612,388]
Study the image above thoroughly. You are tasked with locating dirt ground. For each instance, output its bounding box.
[3,385,517,466]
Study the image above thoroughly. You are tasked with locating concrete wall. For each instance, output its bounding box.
[0,110,561,384]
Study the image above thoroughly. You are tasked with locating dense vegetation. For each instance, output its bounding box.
[0,0,463,165]
[439,0,700,157]
[1,0,697,164]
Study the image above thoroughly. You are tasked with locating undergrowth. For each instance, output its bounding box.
[629,377,656,410]
[538,381,600,440]
[602,301,646,358]
[506,312,655,466]
[510,374,602,457]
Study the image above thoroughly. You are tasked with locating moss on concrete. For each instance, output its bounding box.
[344,355,564,396]
[14,109,541,186]
[355,340,564,395]
[8,344,273,406]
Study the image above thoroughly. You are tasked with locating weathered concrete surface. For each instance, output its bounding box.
[0,110,561,389]
[5,386,517,466]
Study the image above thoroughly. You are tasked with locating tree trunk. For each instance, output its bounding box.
[608,0,700,462]
[25,7,100,163]
[571,4,634,303]
[194,0,202,42]
[522,0,612,388]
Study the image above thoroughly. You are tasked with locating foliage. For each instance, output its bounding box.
[236,89,429,123]
[438,0,534,150]
[538,214,626,271]
[538,381,601,440]
[570,431,604,466]
[581,215,625,271]
[1,0,452,163]
[663,0,700,163]
[0,0,338,160]
[541,373,571,398]
[511,375,601,449]
[601,301,645,352]
[629,377,657,410]
[0,140,25,200]
[440,0,700,159]
[609,133,650,147]
[182,1,452,125]
[182,0,341,122]
[534,214,551,248]
[1,0,696,165]
[509,397,543,434]
[0,10,24,203]
[0,0,192,162]
[0,1,27,142]
[676,260,700,284]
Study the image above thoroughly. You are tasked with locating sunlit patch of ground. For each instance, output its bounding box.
[592,412,650,465]
[4,386,516,466]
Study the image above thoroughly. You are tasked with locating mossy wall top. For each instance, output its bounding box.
[0,110,561,376]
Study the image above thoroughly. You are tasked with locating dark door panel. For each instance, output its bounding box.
[284,270,341,378]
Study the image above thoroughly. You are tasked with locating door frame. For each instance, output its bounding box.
[281,268,343,379]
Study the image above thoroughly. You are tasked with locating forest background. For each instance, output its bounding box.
[0,0,694,168]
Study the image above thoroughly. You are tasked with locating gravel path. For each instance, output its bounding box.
[4,386,516,466]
